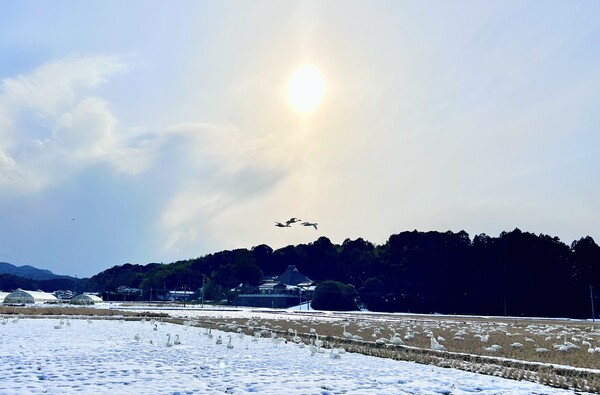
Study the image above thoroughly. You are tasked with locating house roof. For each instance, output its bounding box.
[276,265,311,286]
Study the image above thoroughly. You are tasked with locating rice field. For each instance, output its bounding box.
[3,305,600,392]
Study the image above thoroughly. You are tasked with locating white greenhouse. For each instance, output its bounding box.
[3,289,58,304]
[0,292,9,303]
[69,294,103,305]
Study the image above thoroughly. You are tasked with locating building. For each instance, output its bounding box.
[70,293,104,305]
[3,289,58,304]
[166,290,195,301]
[116,285,142,296]
[234,265,315,308]
[275,265,312,286]
[0,292,9,303]
[53,290,76,300]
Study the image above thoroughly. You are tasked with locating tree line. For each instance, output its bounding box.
[4,228,599,318]
[79,228,600,318]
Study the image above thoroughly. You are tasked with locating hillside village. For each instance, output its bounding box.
[0,264,316,308]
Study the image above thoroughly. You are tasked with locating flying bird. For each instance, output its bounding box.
[275,222,290,228]
[285,217,302,226]
[301,222,318,230]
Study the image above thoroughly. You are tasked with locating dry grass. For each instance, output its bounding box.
[0,305,168,318]
[186,313,600,393]
[193,314,600,370]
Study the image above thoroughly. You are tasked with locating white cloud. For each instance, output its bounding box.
[53,97,117,159]
[0,55,146,192]
[105,140,157,176]
[2,55,125,117]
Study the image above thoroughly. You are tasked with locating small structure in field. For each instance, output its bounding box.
[69,293,104,305]
[3,289,58,304]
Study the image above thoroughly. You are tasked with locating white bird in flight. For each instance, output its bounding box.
[301,221,318,230]
[275,218,317,230]
[285,217,302,226]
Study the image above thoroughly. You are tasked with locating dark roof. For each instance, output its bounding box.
[276,265,311,286]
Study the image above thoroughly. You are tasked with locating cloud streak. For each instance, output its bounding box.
[156,123,291,253]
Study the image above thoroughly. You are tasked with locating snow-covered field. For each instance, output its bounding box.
[0,316,589,394]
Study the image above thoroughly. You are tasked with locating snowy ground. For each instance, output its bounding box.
[0,316,589,394]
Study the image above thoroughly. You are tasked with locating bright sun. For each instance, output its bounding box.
[286,64,326,114]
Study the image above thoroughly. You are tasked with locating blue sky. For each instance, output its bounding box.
[1,1,599,277]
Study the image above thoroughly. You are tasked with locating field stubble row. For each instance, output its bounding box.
[3,305,600,392]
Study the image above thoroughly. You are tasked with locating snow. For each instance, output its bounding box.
[0,316,588,394]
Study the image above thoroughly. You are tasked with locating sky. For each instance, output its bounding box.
[0,1,599,278]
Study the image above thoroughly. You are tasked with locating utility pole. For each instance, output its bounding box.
[591,285,595,322]
[201,275,205,308]
[150,287,153,303]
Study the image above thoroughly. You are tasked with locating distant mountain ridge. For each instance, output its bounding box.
[0,262,74,281]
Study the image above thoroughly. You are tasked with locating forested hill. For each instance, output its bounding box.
[85,228,600,319]
[0,262,71,281]
[0,262,83,291]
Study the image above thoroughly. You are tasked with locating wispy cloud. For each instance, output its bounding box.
[157,123,291,253]
[2,55,126,117]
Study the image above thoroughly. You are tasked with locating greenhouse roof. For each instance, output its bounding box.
[71,294,103,302]
[3,289,58,303]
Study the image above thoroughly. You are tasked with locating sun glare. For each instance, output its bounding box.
[286,64,326,114]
